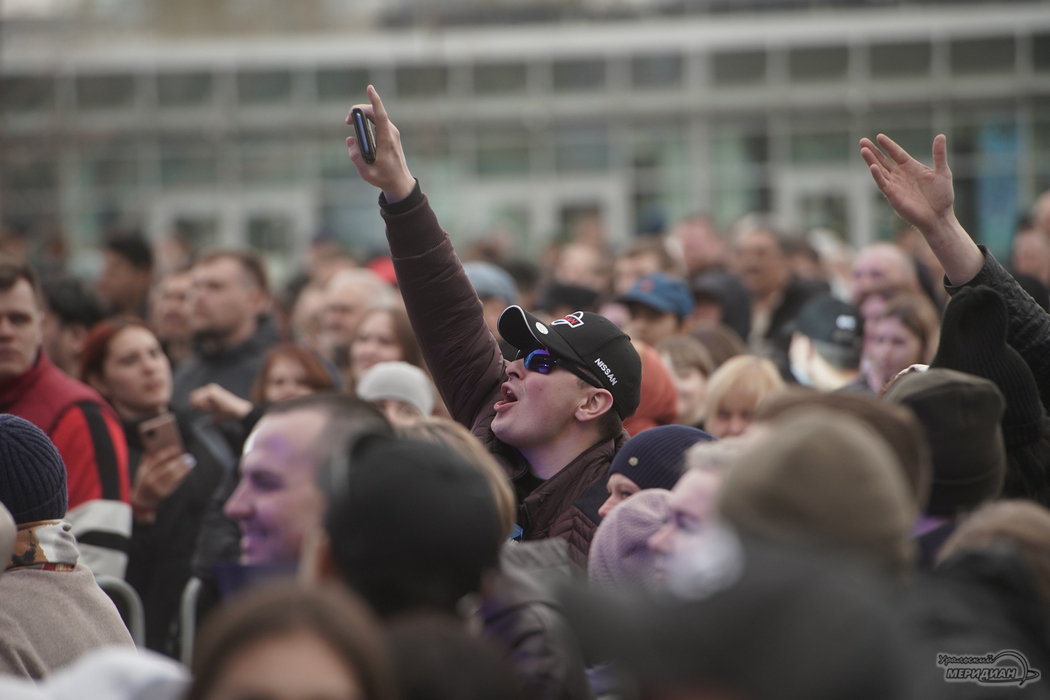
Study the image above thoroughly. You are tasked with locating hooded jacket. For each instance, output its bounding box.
[379,184,621,567]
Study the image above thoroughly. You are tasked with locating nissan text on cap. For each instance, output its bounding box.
[498,305,642,420]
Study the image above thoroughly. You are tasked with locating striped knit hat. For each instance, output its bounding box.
[0,414,68,524]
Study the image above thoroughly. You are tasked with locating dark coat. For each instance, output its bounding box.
[380,184,619,567]
[901,548,1050,699]
[123,411,228,656]
[482,540,595,700]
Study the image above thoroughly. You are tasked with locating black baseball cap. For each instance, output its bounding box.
[793,296,864,367]
[498,305,642,420]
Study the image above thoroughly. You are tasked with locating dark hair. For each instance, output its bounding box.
[186,582,397,700]
[104,232,153,271]
[79,317,155,385]
[689,322,747,368]
[0,257,41,299]
[251,343,337,405]
[388,615,524,700]
[355,306,424,371]
[658,335,715,378]
[196,249,269,295]
[41,276,108,328]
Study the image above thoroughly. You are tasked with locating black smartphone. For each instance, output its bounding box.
[351,107,377,164]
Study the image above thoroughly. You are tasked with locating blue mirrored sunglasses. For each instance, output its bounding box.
[519,348,602,389]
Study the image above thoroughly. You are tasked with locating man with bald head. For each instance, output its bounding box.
[849,242,920,307]
[321,268,396,367]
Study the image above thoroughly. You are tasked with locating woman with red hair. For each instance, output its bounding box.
[80,318,226,656]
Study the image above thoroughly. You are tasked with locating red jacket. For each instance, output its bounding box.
[0,353,130,509]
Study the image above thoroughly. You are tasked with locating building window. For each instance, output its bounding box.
[631,54,682,89]
[0,77,54,113]
[158,73,212,108]
[237,71,292,105]
[789,46,848,82]
[712,51,766,86]
[950,37,1016,75]
[396,66,448,98]
[1033,33,1050,72]
[553,59,606,92]
[870,42,932,79]
[473,63,527,94]
[160,137,217,186]
[317,68,370,102]
[791,131,851,163]
[555,125,608,171]
[76,75,135,110]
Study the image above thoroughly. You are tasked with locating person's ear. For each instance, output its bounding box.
[575,387,615,424]
[298,527,340,585]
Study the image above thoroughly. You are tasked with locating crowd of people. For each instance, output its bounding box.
[1,85,1050,699]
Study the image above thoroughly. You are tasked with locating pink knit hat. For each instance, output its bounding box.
[588,489,670,589]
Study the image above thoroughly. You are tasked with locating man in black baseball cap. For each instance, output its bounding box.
[343,85,642,565]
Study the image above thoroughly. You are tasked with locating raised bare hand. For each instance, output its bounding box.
[190,382,253,423]
[345,85,417,202]
[860,134,955,234]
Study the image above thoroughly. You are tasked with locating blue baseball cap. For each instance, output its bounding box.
[619,273,694,319]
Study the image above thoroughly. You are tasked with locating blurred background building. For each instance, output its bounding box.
[2,0,1049,281]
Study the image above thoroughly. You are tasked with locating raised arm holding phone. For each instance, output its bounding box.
[345,87,642,566]
[861,133,1050,408]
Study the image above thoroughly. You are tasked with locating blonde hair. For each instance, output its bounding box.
[397,417,516,540]
[703,354,785,425]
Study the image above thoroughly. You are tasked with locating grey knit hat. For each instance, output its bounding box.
[0,414,68,524]
[589,488,671,589]
[356,362,435,417]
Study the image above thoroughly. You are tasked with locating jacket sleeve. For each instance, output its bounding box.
[946,246,1050,412]
[380,183,507,427]
[51,403,133,579]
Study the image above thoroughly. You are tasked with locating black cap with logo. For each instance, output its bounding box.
[793,296,864,368]
[498,305,642,420]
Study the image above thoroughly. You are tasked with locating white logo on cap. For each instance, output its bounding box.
[535,322,549,335]
[594,357,618,386]
[836,314,857,331]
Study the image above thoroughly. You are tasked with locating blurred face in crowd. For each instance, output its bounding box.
[666,361,707,427]
[1011,229,1050,288]
[625,304,680,348]
[263,356,316,404]
[672,215,723,274]
[849,243,915,307]
[91,326,172,420]
[201,629,363,700]
[555,244,609,294]
[704,394,756,439]
[350,310,402,379]
[492,353,599,453]
[732,229,788,301]
[41,304,86,378]
[598,473,642,519]
[150,271,192,342]
[190,257,264,343]
[96,251,150,315]
[615,252,663,296]
[0,279,43,382]
[866,316,924,390]
[648,469,724,577]
[224,409,328,565]
[324,278,377,354]
[372,398,424,428]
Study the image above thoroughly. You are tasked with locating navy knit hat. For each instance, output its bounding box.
[0,415,68,524]
[609,425,716,490]
[931,286,1044,449]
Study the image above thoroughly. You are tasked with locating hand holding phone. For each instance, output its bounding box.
[138,412,185,456]
[351,107,377,165]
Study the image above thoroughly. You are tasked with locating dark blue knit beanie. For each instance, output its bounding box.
[0,414,68,524]
[609,425,716,490]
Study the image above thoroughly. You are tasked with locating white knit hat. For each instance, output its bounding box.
[356,362,435,417]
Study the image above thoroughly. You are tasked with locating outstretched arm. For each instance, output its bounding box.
[859,134,983,286]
